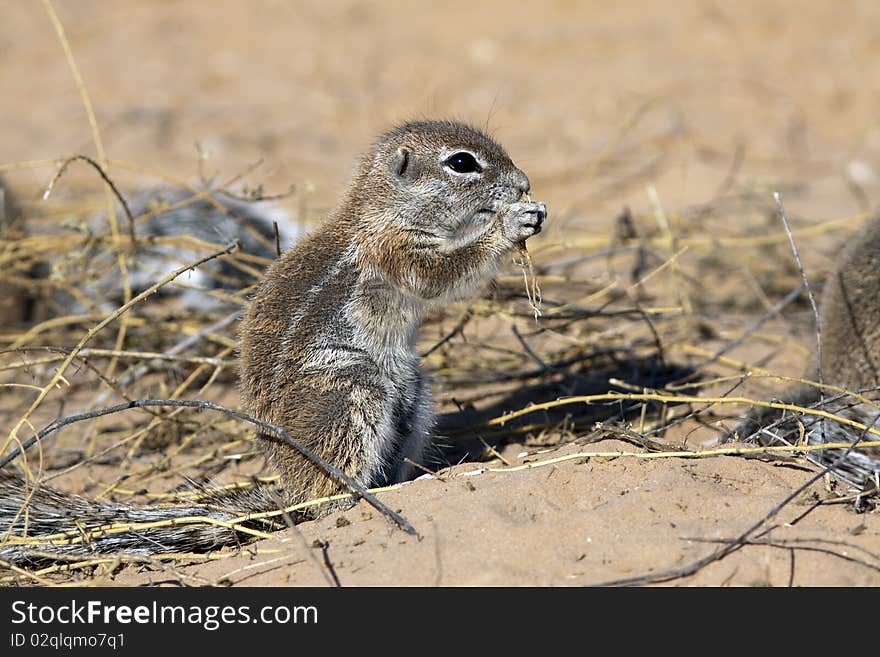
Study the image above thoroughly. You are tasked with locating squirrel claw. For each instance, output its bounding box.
[499,200,547,244]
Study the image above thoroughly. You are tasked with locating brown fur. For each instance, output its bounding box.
[1,121,545,565]
[735,215,880,486]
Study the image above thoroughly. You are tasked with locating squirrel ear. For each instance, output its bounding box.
[390,147,416,181]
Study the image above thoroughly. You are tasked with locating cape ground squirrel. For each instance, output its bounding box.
[0,180,301,321]
[78,188,302,312]
[735,214,880,486]
[0,120,546,563]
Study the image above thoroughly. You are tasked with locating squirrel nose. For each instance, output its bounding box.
[512,169,531,196]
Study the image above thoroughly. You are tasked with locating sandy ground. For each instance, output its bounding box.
[3,0,880,586]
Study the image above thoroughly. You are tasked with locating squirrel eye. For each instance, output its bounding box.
[444,152,483,174]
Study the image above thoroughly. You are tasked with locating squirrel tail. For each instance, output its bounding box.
[730,389,880,490]
[0,471,289,566]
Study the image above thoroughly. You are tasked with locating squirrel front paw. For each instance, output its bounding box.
[497,201,547,245]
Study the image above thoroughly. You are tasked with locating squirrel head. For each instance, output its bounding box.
[351,120,531,239]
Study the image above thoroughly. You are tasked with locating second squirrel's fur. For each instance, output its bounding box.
[0,120,546,565]
[239,120,544,505]
[734,214,880,487]
[0,175,30,324]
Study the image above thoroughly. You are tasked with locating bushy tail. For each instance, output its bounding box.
[732,387,880,491]
[0,472,289,566]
